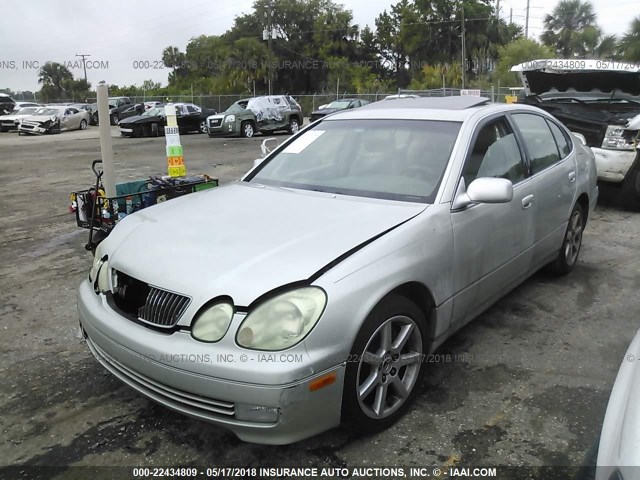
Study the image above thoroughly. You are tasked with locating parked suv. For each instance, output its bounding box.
[0,94,16,115]
[107,97,133,125]
[207,95,303,138]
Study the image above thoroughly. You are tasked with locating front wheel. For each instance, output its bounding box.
[241,121,255,138]
[79,119,87,130]
[342,294,427,434]
[547,202,585,275]
[111,114,119,126]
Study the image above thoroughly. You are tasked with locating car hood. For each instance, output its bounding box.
[120,114,163,124]
[106,182,427,307]
[21,115,58,124]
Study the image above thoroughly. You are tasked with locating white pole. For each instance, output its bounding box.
[96,82,116,197]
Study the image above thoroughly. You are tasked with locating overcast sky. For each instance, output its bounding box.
[0,0,636,92]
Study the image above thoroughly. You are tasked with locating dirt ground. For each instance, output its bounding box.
[0,127,639,478]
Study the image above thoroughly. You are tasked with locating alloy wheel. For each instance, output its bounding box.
[356,315,423,419]
[564,209,583,266]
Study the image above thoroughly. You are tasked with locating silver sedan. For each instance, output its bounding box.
[78,96,598,444]
[18,105,90,134]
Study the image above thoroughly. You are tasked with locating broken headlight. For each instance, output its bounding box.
[602,125,638,150]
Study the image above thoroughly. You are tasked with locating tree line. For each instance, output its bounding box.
[2,0,639,102]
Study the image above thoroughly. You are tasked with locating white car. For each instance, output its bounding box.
[512,59,640,210]
[594,329,640,479]
[0,107,40,132]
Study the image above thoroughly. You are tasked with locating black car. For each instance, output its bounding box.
[309,98,369,122]
[0,94,16,115]
[118,103,216,137]
[71,104,99,125]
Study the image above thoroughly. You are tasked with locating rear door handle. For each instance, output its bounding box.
[568,171,576,183]
[522,194,535,210]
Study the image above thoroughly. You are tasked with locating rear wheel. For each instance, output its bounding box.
[111,114,119,125]
[199,120,208,133]
[621,158,640,212]
[150,123,159,137]
[241,121,255,138]
[79,119,87,130]
[547,202,585,275]
[288,117,300,134]
[342,294,427,434]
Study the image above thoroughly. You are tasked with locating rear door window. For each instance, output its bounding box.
[511,113,561,174]
[546,120,572,159]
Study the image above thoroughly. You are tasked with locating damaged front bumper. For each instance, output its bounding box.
[18,122,53,135]
[593,148,639,183]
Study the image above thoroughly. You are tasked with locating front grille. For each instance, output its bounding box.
[138,286,190,327]
[209,118,222,127]
[20,123,34,129]
[112,270,190,328]
[86,336,236,417]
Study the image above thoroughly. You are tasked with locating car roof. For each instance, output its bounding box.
[326,96,547,122]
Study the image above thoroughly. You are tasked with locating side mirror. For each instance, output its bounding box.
[260,137,279,158]
[453,177,513,209]
[571,132,587,146]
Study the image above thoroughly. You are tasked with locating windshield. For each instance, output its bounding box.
[17,107,38,115]
[34,108,61,116]
[226,101,248,113]
[248,119,461,203]
[143,107,164,116]
[326,100,352,109]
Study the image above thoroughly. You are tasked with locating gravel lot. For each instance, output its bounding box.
[0,127,639,477]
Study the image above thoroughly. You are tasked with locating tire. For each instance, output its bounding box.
[241,121,255,138]
[79,119,87,130]
[341,294,427,434]
[199,120,207,134]
[288,117,300,135]
[547,202,585,275]
[621,157,640,212]
[150,123,159,137]
[111,114,119,126]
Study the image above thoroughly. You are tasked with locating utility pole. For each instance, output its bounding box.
[263,3,274,95]
[510,7,513,24]
[525,0,530,38]
[461,4,466,89]
[496,0,500,19]
[76,54,90,82]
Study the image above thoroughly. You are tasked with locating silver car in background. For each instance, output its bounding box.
[18,105,90,134]
[78,96,598,444]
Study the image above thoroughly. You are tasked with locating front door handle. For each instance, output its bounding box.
[522,194,535,210]
[568,171,576,183]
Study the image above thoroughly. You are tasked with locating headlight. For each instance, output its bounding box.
[224,115,236,123]
[602,125,637,150]
[236,287,326,351]
[191,302,234,342]
[96,259,110,293]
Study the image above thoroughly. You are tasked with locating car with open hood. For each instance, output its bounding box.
[78,96,598,444]
[118,103,216,137]
[309,98,370,122]
[18,105,90,134]
[206,95,302,138]
[512,59,640,210]
[0,106,40,132]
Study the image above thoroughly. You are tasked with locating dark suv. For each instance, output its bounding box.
[0,94,16,115]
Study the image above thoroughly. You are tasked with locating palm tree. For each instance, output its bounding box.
[38,62,73,101]
[541,0,597,57]
[620,17,640,61]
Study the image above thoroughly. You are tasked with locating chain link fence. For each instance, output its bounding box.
[41,87,521,113]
